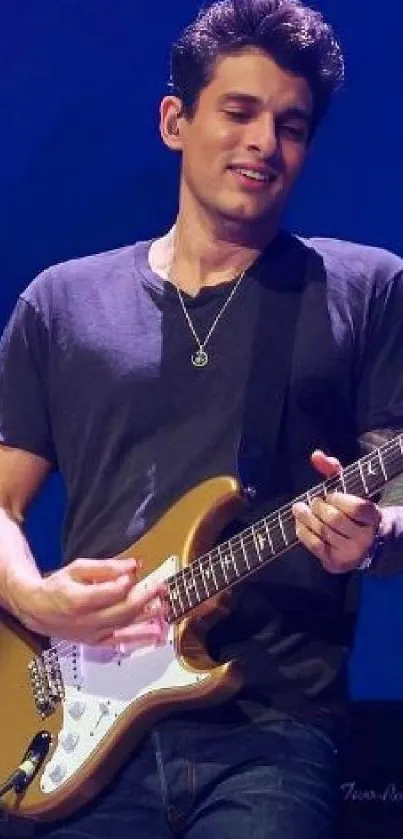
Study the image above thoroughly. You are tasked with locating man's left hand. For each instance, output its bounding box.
[292,450,382,574]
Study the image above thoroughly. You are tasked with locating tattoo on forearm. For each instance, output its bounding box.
[359,428,403,506]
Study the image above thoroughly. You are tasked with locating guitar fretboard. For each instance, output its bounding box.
[166,435,403,622]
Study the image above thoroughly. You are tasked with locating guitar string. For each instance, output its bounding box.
[41,464,392,665]
[43,441,401,661]
[41,439,402,661]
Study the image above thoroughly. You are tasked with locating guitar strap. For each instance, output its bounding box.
[238,232,321,508]
[237,235,361,621]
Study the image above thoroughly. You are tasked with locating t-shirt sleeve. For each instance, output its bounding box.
[0,297,56,466]
[356,269,403,435]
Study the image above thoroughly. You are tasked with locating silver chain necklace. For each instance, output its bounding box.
[173,269,247,369]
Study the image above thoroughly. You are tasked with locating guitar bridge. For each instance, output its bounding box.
[28,648,65,718]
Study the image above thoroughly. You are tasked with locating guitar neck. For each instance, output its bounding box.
[166,434,403,622]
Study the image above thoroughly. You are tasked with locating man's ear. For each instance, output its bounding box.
[160,96,185,151]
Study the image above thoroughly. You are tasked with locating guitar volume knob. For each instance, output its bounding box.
[49,762,67,785]
[68,700,86,720]
[61,731,80,752]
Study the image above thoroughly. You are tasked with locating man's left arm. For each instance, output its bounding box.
[357,429,403,575]
[293,433,403,577]
[294,260,403,576]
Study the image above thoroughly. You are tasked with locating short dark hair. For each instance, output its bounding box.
[170,0,345,137]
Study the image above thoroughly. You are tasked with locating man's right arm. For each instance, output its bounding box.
[0,444,51,620]
[0,445,167,647]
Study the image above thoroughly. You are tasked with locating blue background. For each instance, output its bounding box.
[1,1,402,698]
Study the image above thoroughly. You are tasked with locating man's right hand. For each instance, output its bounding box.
[9,557,168,648]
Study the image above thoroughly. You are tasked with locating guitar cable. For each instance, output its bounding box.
[0,754,43,798]
[0,731,51,799]
[0,769,28,798]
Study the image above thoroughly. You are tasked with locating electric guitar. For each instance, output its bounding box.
[0,434,402,822]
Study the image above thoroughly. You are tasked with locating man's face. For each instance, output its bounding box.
[177,48,314,229]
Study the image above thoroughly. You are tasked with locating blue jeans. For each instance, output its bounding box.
[37,716,340,838]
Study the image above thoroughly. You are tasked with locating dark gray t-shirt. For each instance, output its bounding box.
[1,232,403,730]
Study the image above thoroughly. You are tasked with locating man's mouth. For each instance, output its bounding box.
[230,166,277,184]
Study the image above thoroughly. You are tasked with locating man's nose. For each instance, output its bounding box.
[245,114,278,158]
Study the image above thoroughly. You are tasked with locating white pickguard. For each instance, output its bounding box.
[40,557,211,794]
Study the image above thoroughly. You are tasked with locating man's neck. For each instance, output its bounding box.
[150,210,278,296]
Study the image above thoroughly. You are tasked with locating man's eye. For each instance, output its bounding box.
[225,111,251,122]
[280,124,307,140]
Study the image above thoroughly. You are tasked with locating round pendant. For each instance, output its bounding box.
[192,349,209,368]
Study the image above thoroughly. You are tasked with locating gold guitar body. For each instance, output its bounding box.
[0,477,245,822]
